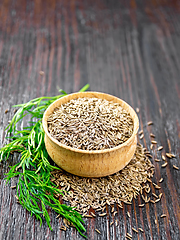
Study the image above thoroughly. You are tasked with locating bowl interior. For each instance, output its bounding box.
[42,91,139,154]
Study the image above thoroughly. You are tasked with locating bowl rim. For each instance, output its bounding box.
[42,91,139,154]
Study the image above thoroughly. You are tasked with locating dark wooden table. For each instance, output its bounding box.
[0,0,180,239]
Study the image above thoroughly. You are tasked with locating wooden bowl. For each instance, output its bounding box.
[42,92,139,177]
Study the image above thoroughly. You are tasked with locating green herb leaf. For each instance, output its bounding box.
[0,85,90,238]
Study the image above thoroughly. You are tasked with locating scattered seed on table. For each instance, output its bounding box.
[141,195,145,201]
[114,211,117,216]
[56,214,60,219]
[155,198,161,203]
[147,178,152,183]
[173,165,179,170]
[5,109,9,114]
[140,134,144,139]
[84,214,93,218]
[136,108,140,113]
[96,208,102,212]
[132,227,138,233]
[152,193,158,198]
[39,71,44,75]
[162,162,168,167]
[155,219,157,224]
[170,153,176,158]
[117,204,123,209]
[50,144,155,214]
[139,228,144,232]
[147,121,153,126]
[155,184,161,189]
[161,214,166,218]
[162,155,166,161]
[150,133,155,138]
[150,144,154,150]
[15,195,19,200]
[150,200,155,204]
[60,226,67,231]
[10,186,16,189]
[127,233,132,238]
[99,213,106,217]
[139,204,145,207]
[124,202,132,205]
[139,130,143,135]
[155,159,161,162]
[126,235,132,239]
[110,221,114,226]
[159,193,163,199]
[151,140,157,144]
[158,146,163,151]
[95,229,101,234]
[115,219,118,226]
[159,178,163,183]
[111,206,114,213]
[127,212,130,217]
[146,154,152,158]
[166,153,172,158]
[91,212,96,217]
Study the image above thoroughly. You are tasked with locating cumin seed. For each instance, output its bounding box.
[95,229,101,234]
[152,193,158,198]
[99,213,106,217]
[114,211,117,216]
[91,212,96,217]
[166,153,172,158]
[173,165,179,170]
[84,214,93,218]
[161,162,168,167]
[15,195,19,200]
[132,227,138,233]
[159,178,163,183]
[127,233,132,238]
[39,71,44,75]
[159,193,163,199]
[139,134,144,139]
[158,146,163,151]
[60,225,67,231]
[138,130,143,135]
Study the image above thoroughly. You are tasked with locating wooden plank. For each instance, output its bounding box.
[0,0,180,239]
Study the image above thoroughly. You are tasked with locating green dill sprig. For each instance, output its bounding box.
[0,84,90,237]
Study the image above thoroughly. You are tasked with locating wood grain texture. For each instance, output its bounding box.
[0,0,180,239]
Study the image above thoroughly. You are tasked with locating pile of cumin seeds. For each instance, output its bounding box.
[51,143,155,214]
[47,97,134,150]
